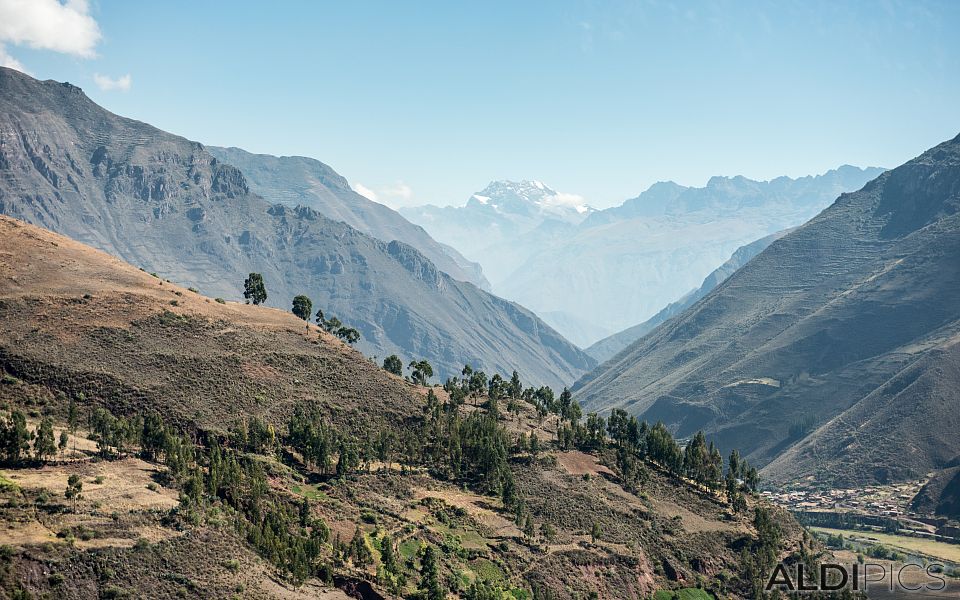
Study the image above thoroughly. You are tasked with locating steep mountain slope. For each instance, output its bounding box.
[206,146,490,290]
[0,67,593,387]
[574,134,960,487]
[0,215,805,599]
[586,230,790,363]
[912,465,960,520]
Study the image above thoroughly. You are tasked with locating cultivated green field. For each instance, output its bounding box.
[810,527,960,564]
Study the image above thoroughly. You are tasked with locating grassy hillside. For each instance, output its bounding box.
[0,216,810,599]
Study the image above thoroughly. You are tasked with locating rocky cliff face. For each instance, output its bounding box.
[0,67,594,387]
[575,133,960,486]
[207,146,490,291]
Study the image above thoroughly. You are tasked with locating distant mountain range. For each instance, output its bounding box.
[573,133,960,487]
[0,67,594,387]
[400,180,593,285]
[585,229,790,363]
[402,168,885,346]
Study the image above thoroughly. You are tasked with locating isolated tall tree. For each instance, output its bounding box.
[292,295,312,320]
[409,360,434,386]
[382,355,403,376]
[509,370,522,398]
[67,396,79,433]
[65,473,83,511]
[336,327,360,344]
[58,431,68,458]
[0,409,32,464]
[33,417,57,463]
[243,273,267,305]
[418,545,444,600]
[591,521,602,543]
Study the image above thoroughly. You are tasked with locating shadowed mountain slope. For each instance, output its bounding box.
[574,134,960,487]
[912,465,960,520]
[0,67,593,387]
[585,230,790,363]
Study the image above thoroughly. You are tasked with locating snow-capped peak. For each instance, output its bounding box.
[465,180,595,221]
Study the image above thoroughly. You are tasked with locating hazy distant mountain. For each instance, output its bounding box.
[404,169,884,346]
[207,146,490,291]
[574,134,960,486]
[400,180,594,285]
[0,67,594,387]
[585,229,790,363]
[498,167,887,346]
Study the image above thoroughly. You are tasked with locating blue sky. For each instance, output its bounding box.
[3,0,959,208]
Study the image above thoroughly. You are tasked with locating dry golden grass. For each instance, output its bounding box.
[556,450,615,477]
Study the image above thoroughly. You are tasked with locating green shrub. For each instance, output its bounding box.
[102,586,129,599]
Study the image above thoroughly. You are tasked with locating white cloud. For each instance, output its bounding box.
[0,44,27,73]
[93,72,131,92]
[381,181,413,200]
[352,180,415,209]
[547,191,588,208]
[353,182,378,202]
[0,0,102,72]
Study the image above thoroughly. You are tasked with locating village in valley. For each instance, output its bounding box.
[764,481,923,520]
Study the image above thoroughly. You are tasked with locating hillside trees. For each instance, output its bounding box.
[89,408,138,458]
[292,294,313,320]
[316,308,361,344]
[32,417,56,463]
[65,473,83,511]
[382,354,403,376]
[418,545,445,600]
[243,272,267,305]
[0,409,32,464]
[409,360,434,386]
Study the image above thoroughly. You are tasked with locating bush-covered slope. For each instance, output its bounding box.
[0,216,807,599]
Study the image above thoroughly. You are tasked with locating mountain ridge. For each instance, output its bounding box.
[0,66,594,387]
[206,145,491,291]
